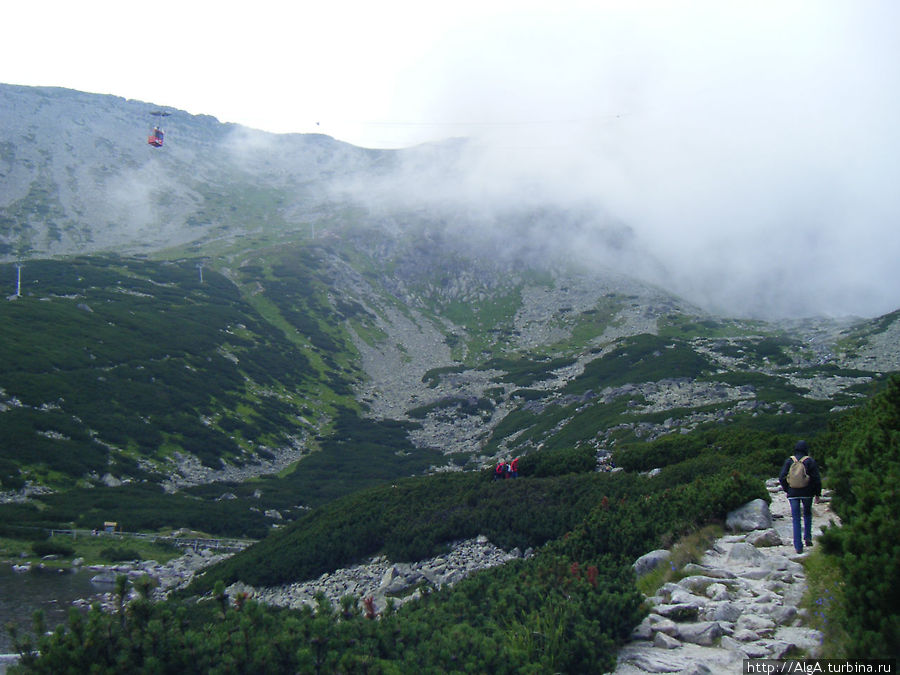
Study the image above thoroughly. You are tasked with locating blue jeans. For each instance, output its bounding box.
[788,497,813,552]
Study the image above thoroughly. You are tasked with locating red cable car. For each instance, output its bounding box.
[147,110,170,148]
[148,126,165,147]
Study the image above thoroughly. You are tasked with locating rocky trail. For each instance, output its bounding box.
[610,479,840,674]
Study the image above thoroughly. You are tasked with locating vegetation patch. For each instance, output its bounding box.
[407,396,494,420]
[569,334,712,394]
[799,549,849,657]
[483,354,577,387]
[421,364,466,388]
[813,375,900,656]
[0,256,330,483]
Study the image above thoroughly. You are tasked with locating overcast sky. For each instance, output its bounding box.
[3,0,899,318]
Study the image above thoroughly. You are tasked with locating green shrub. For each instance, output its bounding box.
[100,546,142,562]
[519,445,596,477]
[816,375,900,657]
[31,539,75,558]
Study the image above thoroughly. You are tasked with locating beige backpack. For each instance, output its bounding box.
[787,455,811,488]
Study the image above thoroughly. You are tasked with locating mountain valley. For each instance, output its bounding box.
[1,83,897,526]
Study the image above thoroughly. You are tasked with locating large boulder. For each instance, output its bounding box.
[726,499,772,532]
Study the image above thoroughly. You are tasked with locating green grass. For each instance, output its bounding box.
[0,533,183,567]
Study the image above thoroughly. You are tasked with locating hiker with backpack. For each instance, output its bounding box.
[778,440,822,554]
[509,457,519,478]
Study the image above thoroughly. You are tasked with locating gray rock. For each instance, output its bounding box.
[676,621,723,646]
[743,641,773,658]
[726,542,767,565]
[771,605,798,626]
[670,589,705,607]
[384,578,411,595]
[91,571,116,584]
[609,486,839,672]
[752,590,778,605]
[720,634,748,655]
[726,499,772,532]
[736,614,776,636]
[651,617,680,637]
[746,528,782,547]
[653,631,682,649]
[767,640,795,659]
[676,575,722,594]
[633,549,671,577]
[622,651,684,673]
[732,628,761,642]
[630,616,655,641]
[739,567,773,580]
[655,603,701,621]
[705,582,729,601]
[682,563,736,579]
[707,601,743,623]
[686,664,714,675]
[380,566,398,587]
[774,626,825,658]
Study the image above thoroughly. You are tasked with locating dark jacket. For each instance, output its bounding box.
[779,454,822,498]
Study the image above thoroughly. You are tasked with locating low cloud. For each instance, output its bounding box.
[340,1,900,319]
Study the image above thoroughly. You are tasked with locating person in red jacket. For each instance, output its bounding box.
[494,461,507,480]
[509,457,519,478]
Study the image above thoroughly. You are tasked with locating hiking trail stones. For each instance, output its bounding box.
[609,479,839,674]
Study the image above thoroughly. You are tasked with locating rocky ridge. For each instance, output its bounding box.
[610,481,840,674]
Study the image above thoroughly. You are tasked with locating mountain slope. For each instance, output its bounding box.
[0,256,329,490]
[1,84,897,536]
[0,83,396,258]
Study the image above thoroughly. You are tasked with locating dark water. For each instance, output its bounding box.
[0,564,113,654]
